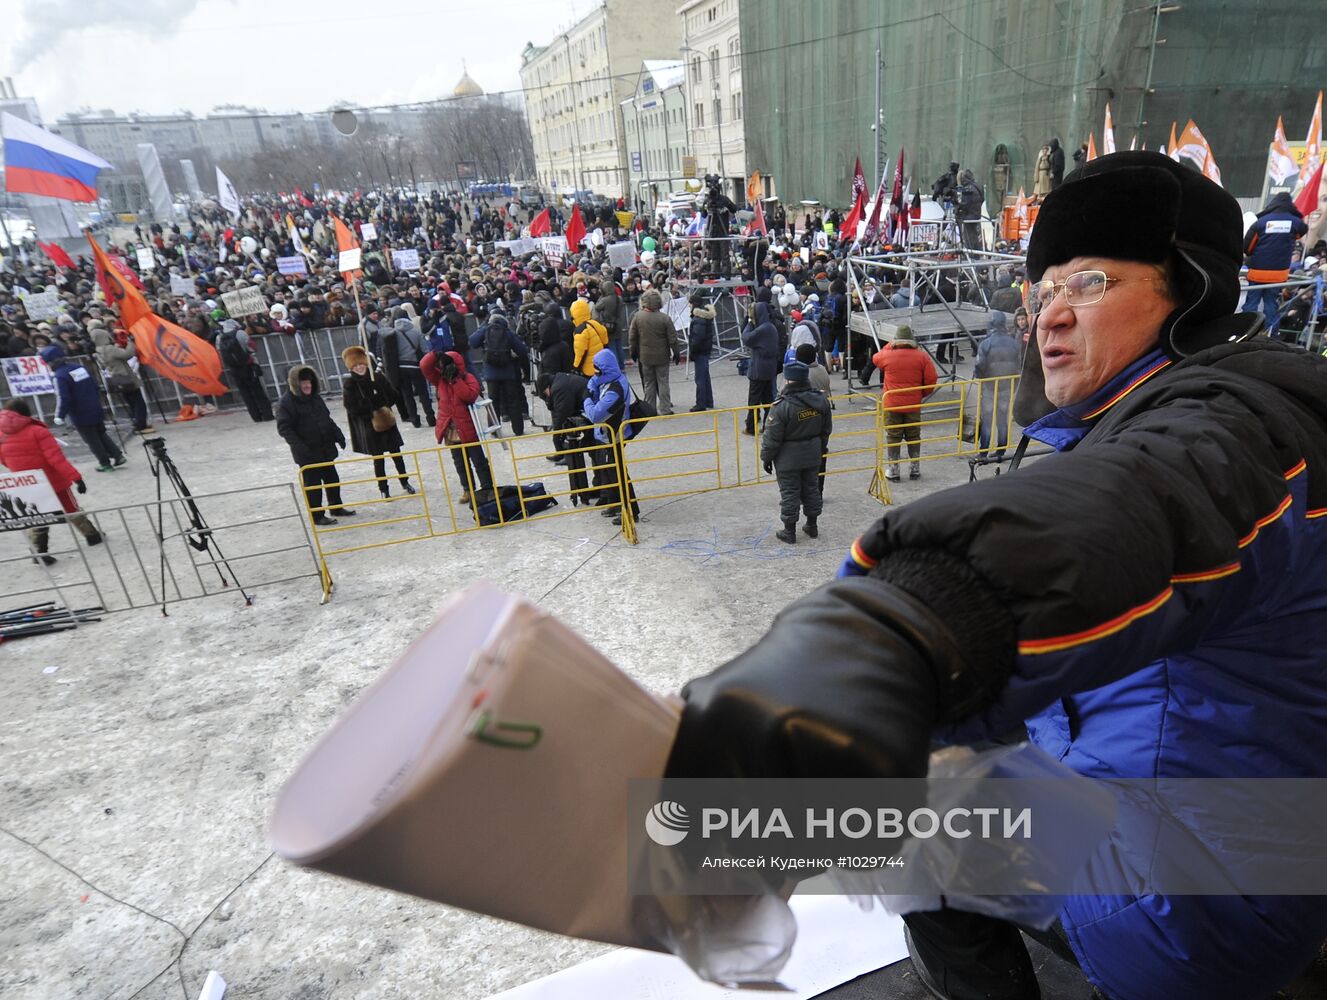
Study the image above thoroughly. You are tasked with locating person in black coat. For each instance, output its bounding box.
[340,346,416,499]
[469,314,531,435]
[535,371,596,506]
[277,363,354,525]
[740,301,780,435]
[538,311,573,377]
[1048,137,1065,189]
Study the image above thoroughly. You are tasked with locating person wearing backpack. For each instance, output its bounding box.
[218,319,273,423]
[469,313,530,436]
[570,298,609,377]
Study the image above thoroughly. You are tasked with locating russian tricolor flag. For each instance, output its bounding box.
[2,112,112,203]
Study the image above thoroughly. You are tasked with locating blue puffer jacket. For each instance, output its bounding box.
[844,340,1327,1000]
[41,345,104,426]
[469,315,530,381]
[582,348,634,444]
[1243,192,1308,283]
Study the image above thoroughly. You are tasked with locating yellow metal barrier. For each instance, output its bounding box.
[879,375,1022,468]
[297,422,636,602]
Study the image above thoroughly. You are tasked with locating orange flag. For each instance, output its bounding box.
[1176,119,1222,186]
[746,169,762,205]
[1300,91,1323,189]
[1102,103,1116,155]
[1167,122,1180,162]
[88,233,229,396]
[332,215,362,282]
[1086,134,1098,161]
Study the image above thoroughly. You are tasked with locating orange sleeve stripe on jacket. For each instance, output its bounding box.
[1237,494,1293,548]
[1285,458,1307,480]
[849,538,877,571]
[1019,587,1174,655]
[1081,358,1172,420]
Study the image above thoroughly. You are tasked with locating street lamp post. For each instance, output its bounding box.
[713,80,726,196]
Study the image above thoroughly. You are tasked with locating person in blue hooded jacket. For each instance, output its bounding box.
[581,348,638,525]
[1242,191,1308,339]
[41,345,125,472]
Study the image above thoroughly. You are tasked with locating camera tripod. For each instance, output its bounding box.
[143,436,252,615]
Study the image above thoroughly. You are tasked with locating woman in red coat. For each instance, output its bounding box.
[0,399,103,563]
[420,350,493,501]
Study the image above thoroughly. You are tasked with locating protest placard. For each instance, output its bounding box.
[276,255,307,275]
[360,222,378,242]
[338,248,362,273]
[606,242,637,271]
[136,247,156,271]
[1,355,55,396]
[169,273,195,297]
[20,289,60,320]
[391,249,421,271]
[220,287,268,319]
[0,468,64,530]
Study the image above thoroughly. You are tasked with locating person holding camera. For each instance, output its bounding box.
[421,349,493,504]
[1,398,103,563]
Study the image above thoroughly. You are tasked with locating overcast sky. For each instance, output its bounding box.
[3,0,598,122]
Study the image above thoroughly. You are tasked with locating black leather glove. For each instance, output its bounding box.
[75,479,87,494]
[666,576,963,781]
[762,461,773,475]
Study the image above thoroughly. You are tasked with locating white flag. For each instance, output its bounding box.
[1103,103,1116,155]
[216,167,241,219]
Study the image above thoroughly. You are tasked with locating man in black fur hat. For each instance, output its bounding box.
[664,153,1327,999]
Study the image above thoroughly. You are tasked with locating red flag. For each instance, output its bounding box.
[839,188,866,244]
[887,147,907,243]
[850,156,867,209]
[863,173,888,244]
[1295,160,1324,218]
[529,207,551,237]
[37,240,75,269]
[751,199,768,237]
[564,202,586,251]
[87,233,228,396]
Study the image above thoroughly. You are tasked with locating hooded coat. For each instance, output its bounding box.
[688,304,717,356]
[421,350,481,444]
[40,346,104,427]
[582,348,634,444]
[276,365,346,466]
[740,302,780,381]
[538,320,573,375]
[570,299,608,376]
[0,408,82,513]
[468,315,529,382]
[1243,192,1309,283]
[91,328,139,386]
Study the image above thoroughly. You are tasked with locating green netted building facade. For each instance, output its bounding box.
[738,0,1324,206]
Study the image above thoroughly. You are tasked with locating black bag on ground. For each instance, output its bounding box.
[471,483,558,525]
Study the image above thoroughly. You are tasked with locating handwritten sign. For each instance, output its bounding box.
[276,255,307,275]
[136,247,156,271]
[20,289,60,320]
[169,273,195,297]
[391,248,421,271]
[220,287,268,319]
[360,222,378,242]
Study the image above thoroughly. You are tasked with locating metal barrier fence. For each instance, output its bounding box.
[0,481,323,616]
[299,422,638,602]
[879,375,1022,468]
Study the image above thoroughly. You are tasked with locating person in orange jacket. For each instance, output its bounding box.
[872,324,937,481]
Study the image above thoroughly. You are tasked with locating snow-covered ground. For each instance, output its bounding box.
[1,361,988,999]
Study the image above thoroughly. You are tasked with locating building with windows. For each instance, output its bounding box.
[739,0,1325,206]
[620,61,689,214]
[520,0,682,199]
[678,0,747,205]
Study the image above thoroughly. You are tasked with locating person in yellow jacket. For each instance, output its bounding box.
[571,299,609,376]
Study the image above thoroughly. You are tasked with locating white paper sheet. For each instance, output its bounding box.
[487,894,907,999]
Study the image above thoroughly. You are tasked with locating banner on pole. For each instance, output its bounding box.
[1,355,55,395]
[390,248,421,271]
[220,287,268,318]
[0,468,64,530]
[276,255,308,275]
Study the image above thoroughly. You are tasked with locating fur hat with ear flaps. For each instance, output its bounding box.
[1014,151,1258,425]
[341,345,369,370]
